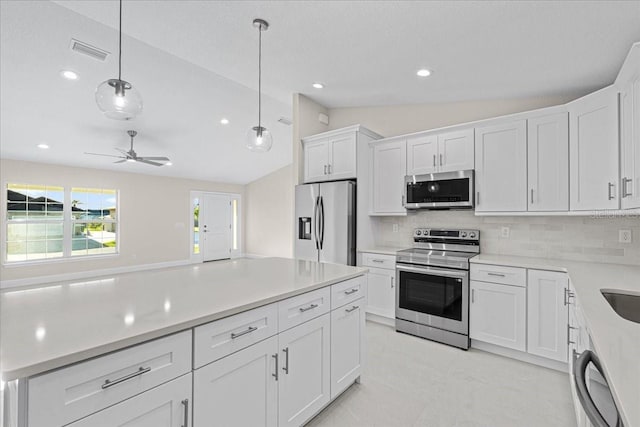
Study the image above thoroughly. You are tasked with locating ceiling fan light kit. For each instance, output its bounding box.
[245,18,273,152]
[95,0,143,120]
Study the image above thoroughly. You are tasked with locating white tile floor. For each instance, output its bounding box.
[308,321,577,427]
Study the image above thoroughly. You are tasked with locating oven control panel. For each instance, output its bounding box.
[413,228,479,241]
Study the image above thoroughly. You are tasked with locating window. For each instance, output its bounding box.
[5,183,118,263]
[193,197,200,255]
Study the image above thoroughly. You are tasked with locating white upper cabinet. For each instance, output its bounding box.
[302,125,382,183]
[618,44,640,210]
[406,135,438,175]
[438,129,475,172]
[568,86,620,211]
[369,139,407,215]
[527,112,569,211]
[406,129,474,176]
[475,120,528,212]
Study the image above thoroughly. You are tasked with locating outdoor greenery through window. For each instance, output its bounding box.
[193,197,200,255]
[5,184,118,263]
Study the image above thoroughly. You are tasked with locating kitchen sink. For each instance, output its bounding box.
[601,290,640,324]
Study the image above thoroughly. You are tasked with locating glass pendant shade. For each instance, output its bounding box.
[245,126,273,152]
[95,78,142,120]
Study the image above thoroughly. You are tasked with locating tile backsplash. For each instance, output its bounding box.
[373,211,640,266]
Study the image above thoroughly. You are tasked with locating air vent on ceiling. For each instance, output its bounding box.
[69,39,110,61]
[278,117,292,126]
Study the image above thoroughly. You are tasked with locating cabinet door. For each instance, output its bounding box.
[470,280,526,351]
[331,298,365,399]
[527,113,569,211]
[278,313,331,427]
[68,373,192,427]
[304,139,329,183]
[406,135,438,175]
[194,336,278,427]
[569,87,619,210]
[438,129,475,172]
[370,140,407,215]
[474,120,527,212]
[328,133,357,180]
[527,270,569,362]
[365,267,395,319]
[620,71,640,209]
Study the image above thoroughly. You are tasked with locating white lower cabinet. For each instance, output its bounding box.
[278,313,331,427]
[193,336,278,427]
[470,280,526,351]
[527,270,569,362]
[365,266,395,319]
[68,373,192,427]
[331,298,365,399]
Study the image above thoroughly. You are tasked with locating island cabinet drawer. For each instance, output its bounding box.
[27,330,192,427]
[361,253,395,270]
[194,302,278,369]
[278,287,331,332]
[470,264,526,287]
[331,275,367,309]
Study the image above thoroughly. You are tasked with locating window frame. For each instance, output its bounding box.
[3,182,120,266]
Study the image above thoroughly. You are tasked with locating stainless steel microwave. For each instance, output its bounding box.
[404,170,474,210]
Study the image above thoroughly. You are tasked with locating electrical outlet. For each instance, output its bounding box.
[501,227,510,238]
[619,230,632,244]
[392,224,399,233]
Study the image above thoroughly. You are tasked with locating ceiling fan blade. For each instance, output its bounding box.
[138,156,170,161]
[137,159,164,167]
[85,152,126,159]
[114,148,131,157]
[113,159,128,164]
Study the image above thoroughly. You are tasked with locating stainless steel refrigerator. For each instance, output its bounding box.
[295,181,356,266]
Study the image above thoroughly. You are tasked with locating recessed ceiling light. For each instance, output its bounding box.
[37,143,49,149]
[416,69,432,77]
[61,70,79,80]
[312,82,324,89]
[220,118,229,125]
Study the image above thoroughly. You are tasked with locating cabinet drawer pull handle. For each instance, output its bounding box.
[345,305,359,313]
[282,347,289,374]
[622,177,632,198]
[371,259,384,263]
[476,191,480,205]
[181,398,189,427]
[390,276,394,288]
[231,326,258,339]
[530,188,534,204]
[487,272,505,277]
[299,303,318,312]
[328,164,332,174]
[439,153,443,166]
[471,289,475,303]
[344,288,359,295]
[102,366,151,389]
[608,182,615,200]
[433,154,436,167]
[272,353,279,381]
[324,165,327,175]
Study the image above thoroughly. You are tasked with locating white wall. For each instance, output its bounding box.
[327,95,576,136]
[245,164,294,258]
[292,94,329,185]
[0,159,244,283]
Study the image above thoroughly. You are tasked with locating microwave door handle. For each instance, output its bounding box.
[574,350,620,427]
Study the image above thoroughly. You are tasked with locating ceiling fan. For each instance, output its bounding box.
[85,130,171,166]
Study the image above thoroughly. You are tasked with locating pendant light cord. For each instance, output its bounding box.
[258,24,262,133]
[118,0,122,81]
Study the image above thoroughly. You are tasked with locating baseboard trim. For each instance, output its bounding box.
[471,339,568,373]
[365,312,396,327]
[0,259,192,290]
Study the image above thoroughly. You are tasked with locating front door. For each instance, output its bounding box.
[201,193,231,261]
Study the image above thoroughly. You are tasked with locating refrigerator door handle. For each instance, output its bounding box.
[319,196,325,250]
[314,196,320,250]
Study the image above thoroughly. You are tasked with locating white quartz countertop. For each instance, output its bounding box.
[358,246,405,256]
[471,254,640,427]
[0,257,367,381]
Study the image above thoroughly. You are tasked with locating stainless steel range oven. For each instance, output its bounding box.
[396,228,480,350]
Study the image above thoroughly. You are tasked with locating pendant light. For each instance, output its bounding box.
[95,0,142,120]
[245,18,272,152]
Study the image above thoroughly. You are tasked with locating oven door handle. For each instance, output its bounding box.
[396,264,469,279]
[573,350,620,427]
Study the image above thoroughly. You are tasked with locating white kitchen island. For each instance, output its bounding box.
[1,257,368,427]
